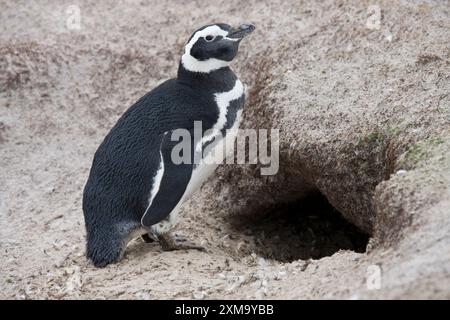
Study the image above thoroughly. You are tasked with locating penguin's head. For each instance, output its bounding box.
[181,23,255,73]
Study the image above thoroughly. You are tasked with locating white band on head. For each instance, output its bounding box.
[181,25,237,73]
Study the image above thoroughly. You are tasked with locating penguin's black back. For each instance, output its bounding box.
[83,64,241,221]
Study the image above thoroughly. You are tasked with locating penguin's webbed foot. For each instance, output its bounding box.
[158,233,205,252]
[141,233,156,243]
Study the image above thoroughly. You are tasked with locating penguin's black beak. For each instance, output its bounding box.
[227,23,255,39]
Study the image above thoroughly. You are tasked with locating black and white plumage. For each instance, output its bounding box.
[82,23,255,267]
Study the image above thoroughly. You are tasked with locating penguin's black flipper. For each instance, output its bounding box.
[141,131,194,228]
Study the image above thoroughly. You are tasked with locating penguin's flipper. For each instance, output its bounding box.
[141,233,155,243]
[141,131,193,228]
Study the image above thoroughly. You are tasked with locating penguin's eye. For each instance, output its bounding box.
[205,35,215,42]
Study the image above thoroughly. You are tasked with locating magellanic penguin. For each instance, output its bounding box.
[83,23,255,267]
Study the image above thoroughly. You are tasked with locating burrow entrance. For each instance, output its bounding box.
[227,192,369,262]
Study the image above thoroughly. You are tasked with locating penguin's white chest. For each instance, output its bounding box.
[185,79,244,199]
[186,109,243,199]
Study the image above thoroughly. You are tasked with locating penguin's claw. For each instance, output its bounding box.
[141,233,155,243]
[158,233,206,252]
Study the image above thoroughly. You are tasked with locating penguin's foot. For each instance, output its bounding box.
[141,233,155,243]
[158,233,205,252]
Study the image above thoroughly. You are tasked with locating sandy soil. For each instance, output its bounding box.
[1,0,449,299]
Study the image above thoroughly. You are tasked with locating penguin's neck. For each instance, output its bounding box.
[177,62,238,92]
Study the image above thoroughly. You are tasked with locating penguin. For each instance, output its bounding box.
[82,23,255,267]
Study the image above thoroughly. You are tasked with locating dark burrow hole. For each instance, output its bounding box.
[229,192,369,262]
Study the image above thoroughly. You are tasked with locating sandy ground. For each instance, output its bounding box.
[1,0,450,299]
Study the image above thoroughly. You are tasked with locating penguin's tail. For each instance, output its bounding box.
[86,226,127,268]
